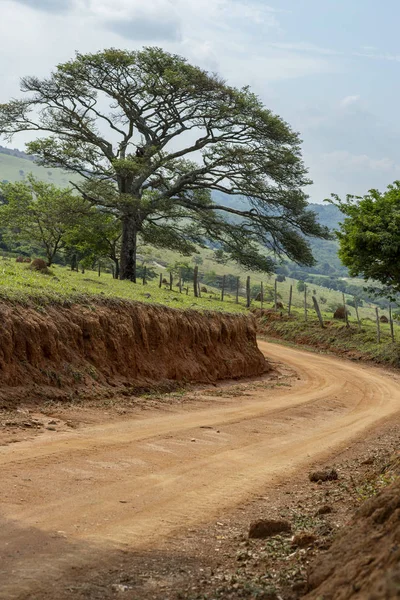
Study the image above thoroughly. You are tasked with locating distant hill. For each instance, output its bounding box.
[309,202,344,231]
[0,146,75,187]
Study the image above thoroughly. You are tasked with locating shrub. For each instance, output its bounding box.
[29,258,49,272]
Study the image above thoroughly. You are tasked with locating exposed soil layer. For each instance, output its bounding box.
[0,301,267,405]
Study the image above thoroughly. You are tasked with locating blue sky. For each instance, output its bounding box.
[1,0,400,203]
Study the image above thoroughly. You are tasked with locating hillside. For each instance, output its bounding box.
[0,146,75,188]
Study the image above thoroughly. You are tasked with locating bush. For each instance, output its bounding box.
[333,306,351,319]
[29,258,48,272]
[297,280,305,292]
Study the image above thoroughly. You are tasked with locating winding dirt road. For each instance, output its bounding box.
[1,341,400,598]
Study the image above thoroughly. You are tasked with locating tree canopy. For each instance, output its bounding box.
[0,176,88,265]
[0,47,329,281]
[328,182,400,295]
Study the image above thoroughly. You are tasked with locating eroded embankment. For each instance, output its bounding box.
[0,301,267,405]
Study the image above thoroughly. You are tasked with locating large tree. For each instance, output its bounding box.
[328,183,400,294]
[0,47,329,281]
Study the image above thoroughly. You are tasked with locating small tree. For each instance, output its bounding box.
[0,176,88,265]
[65,210,122,278]
[328,183,400,296]
[297,280,305,292]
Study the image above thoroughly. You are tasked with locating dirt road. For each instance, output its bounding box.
[1,341,400,598]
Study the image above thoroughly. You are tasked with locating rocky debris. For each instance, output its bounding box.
[291,532,317,548]
[309,468,338,482]
[248,519,292,539]
[315,504,333,516]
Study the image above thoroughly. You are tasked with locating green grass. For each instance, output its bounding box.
[259,309,400,367]
[0,260,247,313]
[140,244,389,322]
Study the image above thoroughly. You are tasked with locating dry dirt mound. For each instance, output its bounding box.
[305,471,400,599]
[0,301,267,406]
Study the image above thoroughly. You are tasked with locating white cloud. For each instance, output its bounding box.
[268,42,340,56]
[321,151,400,173]
[354,51,400,63]
[340,95,360,108]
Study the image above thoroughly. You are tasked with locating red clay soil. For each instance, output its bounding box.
[0,301,267,406]
[305,465,400,600]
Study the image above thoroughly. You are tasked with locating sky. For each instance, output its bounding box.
[1,0,400,203]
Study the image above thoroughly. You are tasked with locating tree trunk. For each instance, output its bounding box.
[246,276,251,308]
[193,266,199,298]
[71,253,77,272]
[120,215,138,282]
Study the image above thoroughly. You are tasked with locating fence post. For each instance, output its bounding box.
[221,274,226,301]
[159,273,162,288]
[246,276,251,308]
[312,295,325,328]
[342,292,349,327]
[236,277,240,304]
[288,285,293,316]
[98,261,101,277]
[169,271,173,291]
[304,285,307,321]
[260,281,264,309]
[193,266,198,298]
[354,296,361,330]
[389,304,395,342]
[142,266,147,285]
[197,282,202,298]
[375,307,381,344]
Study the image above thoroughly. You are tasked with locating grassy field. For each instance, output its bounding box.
[0,251,392,324]
[140,244,391,322]
[0,260,247,313]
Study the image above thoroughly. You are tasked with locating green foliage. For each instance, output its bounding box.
[167,261,194,282]
[296,280,305,292]
[0,176,88,265]
[0,46,329,281]
[328,183,400,296]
